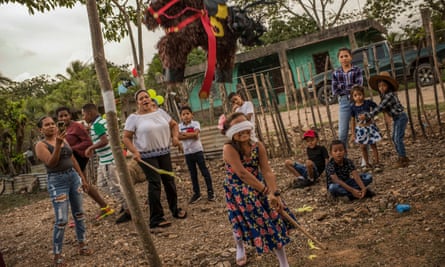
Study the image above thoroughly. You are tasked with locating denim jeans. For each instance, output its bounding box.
[328,173,373,198]
[392,112,408,157]
[47,168,86,255]
[338,95,352,146]
[185,151,214,196]
[292,162,320,181]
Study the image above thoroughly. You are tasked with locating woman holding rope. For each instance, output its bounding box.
[221,112,296,267]
[122,89,187,229]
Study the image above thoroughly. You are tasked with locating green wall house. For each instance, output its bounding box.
[184,19,386,113]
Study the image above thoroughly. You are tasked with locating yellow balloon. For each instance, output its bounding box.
[147,89,157,98]
[154,95,164,105]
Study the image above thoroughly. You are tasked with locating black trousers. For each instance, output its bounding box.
[139,153,179,227]
[185,151,214,196]
[73,152,89,172]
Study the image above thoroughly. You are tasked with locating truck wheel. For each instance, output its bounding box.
[415,63,434,87]
[317,85,336,105]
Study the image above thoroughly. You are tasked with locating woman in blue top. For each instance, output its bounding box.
[35,116,91,267]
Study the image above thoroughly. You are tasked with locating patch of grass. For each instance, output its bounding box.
[0,191,47,215]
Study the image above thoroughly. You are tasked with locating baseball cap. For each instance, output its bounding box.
[303,130,317,139]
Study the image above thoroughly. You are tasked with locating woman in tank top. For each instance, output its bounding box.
[35,116,91,267]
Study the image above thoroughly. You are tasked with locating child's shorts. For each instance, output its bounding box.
[292,162,320,180]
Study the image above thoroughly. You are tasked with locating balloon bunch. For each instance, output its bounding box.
[147,89,165,106]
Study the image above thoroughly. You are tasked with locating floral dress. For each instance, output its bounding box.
[223,143,295,254]
[351,100,382,145]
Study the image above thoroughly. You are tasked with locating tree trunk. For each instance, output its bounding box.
[85,1,162,266]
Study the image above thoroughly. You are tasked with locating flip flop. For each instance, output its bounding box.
[173,208,187,219]
[150,220,171,229]
[157,221,172,228]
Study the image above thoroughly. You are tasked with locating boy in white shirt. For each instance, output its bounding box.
[178,106,215,203]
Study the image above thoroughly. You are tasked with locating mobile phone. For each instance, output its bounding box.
[57,121,66,133]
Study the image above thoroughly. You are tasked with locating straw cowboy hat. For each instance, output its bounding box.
[369,71,399,92]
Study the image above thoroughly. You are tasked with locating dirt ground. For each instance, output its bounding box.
[1,88,445,267]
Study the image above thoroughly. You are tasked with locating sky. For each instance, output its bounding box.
[0,2,162,81]
[0,1,413,82]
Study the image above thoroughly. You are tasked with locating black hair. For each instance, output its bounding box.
[82,103,98,112]
[350,85,365,99]
[228,92,239,101]
[377,80,396,92]
[37,116,52,128]
[330,139,346,151]
[134,89,147,100]
[337,47,352,57]
[180,106,193,114]
[55,106,71,116]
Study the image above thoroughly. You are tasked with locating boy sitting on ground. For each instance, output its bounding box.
[326,140,375,201]
[285,130,329,188]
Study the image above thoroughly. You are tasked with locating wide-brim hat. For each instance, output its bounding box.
[369,71,399,92]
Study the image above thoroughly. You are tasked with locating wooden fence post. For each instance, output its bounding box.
[240,77,264,142]
[287,69,304,155]
[264,74,292,156]
[260,73,282,157]
[296,67,310,128]
[308,63,327,143]
[322,56,336,140]
[400,42,417,138]
[429,22,444,134]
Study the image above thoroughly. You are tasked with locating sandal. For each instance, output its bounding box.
[151,220,172,228]
[173,208,187,219]
[79,244,92,256]
[158,221,172,228]
[53,257,67,267]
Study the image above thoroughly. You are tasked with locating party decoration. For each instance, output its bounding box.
[295,205,314,213]
[143,0,268,99]
[308,239,321,250]
[153,95,165,105]
[118,84,128,95]
[147,89,157,98]
[132,67,138,77]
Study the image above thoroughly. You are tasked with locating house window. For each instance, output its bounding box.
[312,52,332,74]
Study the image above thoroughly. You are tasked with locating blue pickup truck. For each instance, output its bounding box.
[309,40,445,105]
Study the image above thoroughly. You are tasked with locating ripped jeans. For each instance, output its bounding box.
[47,168,86,255]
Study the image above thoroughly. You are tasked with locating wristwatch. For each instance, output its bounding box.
[273,190,281,197]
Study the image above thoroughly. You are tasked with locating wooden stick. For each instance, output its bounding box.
[137,159,178,179]
[296,67,310,128]
[280,210,328,250]
[322,55,336,140]
[308,62,326,141]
